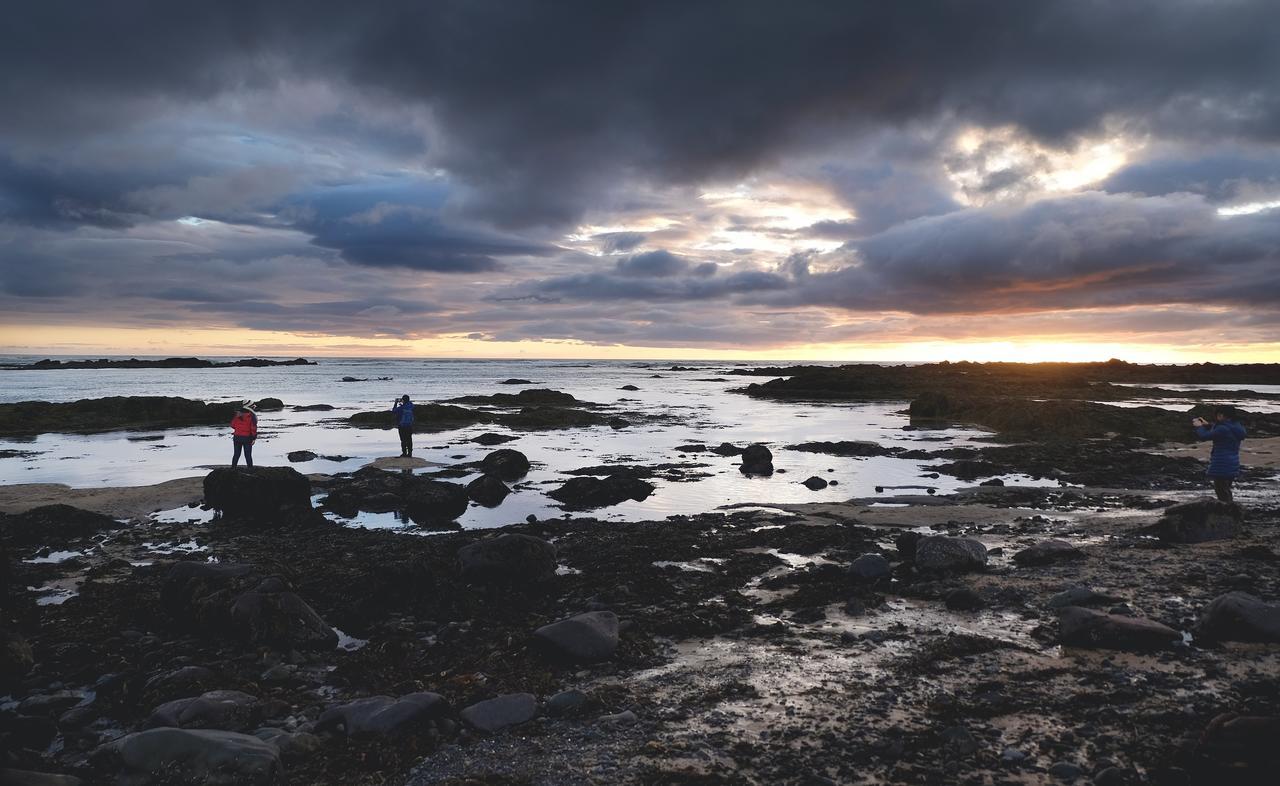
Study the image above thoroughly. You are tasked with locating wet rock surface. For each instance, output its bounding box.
[0,396,246,437]
[203,467,313,520]
[456,534,557,585]
[914,535,988,572]
[1197,591,1280,643]
[321,466,468,525]
[1157,499,1244,542]
[547,475,655,509]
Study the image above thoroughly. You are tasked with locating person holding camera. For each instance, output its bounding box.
[392,394,415,457]
[1192,406,1246,503]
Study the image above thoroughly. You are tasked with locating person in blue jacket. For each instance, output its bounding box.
[1192,406,1246,502]
[392,394,415,457]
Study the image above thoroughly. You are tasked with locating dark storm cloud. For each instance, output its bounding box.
[4,1,1280,229]
[1102,148,1280,202]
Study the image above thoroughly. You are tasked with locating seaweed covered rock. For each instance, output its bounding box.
[480,449,530,481]
[460,693,537,733]
[533,611,619,662]
[466,474,511,507]
[1012,539,1085,566]
[1057,606,1181,651]
[457,534,557,584]
[450,389,580,406]
[0,505,123,547]
[229,579,338,650]
[0,396,241,437]
[111,727,284,785]
[1196,592,1280,643]
[348,403,488,431]
[322,466,468,524]
[203,467,312,520]
[317,692,449,738]
[914,536,987,572]
[1157,499,1243,543]
[547,476,654,509]
[740,444,774,476]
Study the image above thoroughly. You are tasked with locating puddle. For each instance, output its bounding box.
[150,505,217,525]
[24,549,87,564]
[142,539,208,555]
[29,578,81,605]
[333,628,369,651]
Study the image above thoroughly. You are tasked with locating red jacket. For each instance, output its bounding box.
[231,411,258,438]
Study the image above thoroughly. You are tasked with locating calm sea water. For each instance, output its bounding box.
[0,356,1068,530]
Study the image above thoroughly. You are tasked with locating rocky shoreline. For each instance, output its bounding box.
[0,358,315,370]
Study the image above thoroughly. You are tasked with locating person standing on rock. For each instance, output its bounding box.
[1192,406,1246,502]
[393,394,415,457]
[230,402,258,469]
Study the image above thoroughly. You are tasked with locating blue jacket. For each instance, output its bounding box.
[1195,420,1246,477]
[393,401,414,428]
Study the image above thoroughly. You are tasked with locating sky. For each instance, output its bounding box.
[2,0,1279,362]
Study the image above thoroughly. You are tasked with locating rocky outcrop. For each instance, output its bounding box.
[229,578,338,650]
[466,474,510,507]
[317,692,449,738]
[801,476,828,490]
[1196,592,1280,643]
[0,505,123,547]
[0,396,245,437]
[1012,539,1085,566]
[1157,499,1243,543]
[111,727,284,785]
[1057,606,1181,651]
[533,611,620,662]
[849,553,891,581]
[914,536,987,572]
[786,441,899,457]
[322,466,468,525]
[457,534,557,584]
[203,467,313,520]
[285,450,317,463]
[9,357,312,370]
[471,432,518,445]
[739,444,773,476]
[547,476,655,509]
[449,389,580,406]
[480,449,530,481]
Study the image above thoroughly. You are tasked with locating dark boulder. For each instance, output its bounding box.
[1196,592,1280,643]
[203,467,312,520]
[112,728,284,785]
[499,378,532,385]
[1046,586,1119,609]
[740,444,774,476]
[253,398,284,411]
[322,467,468,524]
[895,531,922,561]
[944,588,986,611]
[711,443,744,456]
[545,690,591,718]
[480,448,530,481]
[291,404,334,411]
[457,534,557,584]
[1057,606,1181,651]
[909,391,954,419]
[466,474,511,507]
[675,444,707,453]
[229,579,338,651]
[1157,499,1243,543]
[849,554,891,581]
[547,476,654,509]
[460,693,537,733]
[1012,539,1085,566]
[285,450,316,463]
[533,611,619,662]
[147,690,262,732]
[0,504,122,547]
[317,692,449,738]
[914,536,987,572]
[787,441,897,457]
[471,432,518,446]
[619,385,640,391]
[801,476,828,490]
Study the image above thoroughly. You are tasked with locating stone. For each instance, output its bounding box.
[1047,586,1119,609]
[619,385,640,391]
[1013,539,1085,566]
[252,729,322,761]
[147,690,262,732]
[1196,592,1280,643]
[500,378,532,385]
[895,531,922,561]
[675,444,706,453]
[252,398,284,411]
[740,444,773,476]
[457,534,557,584]
[113,727,284,785]
[285,450,316,463]
[322,467,468,524]
[1048,761,1085,781]
[801,475,828,490]
[460,693,537,733]
[534,611,620,662]
[711,443,743,456]
[471,432,518,445]
[228,580,337,650]
[1156,499,1243,543]
[480,448,531,481]
[0,627,34,691]
[598,709,638,726]
[944,588,985,611]
[914,536,987,572]
[547,476,655,509]
[202,467,312,519]
[466,474,511,507]
[849,553,891,581]
[545,689,590,717]
[317,692,449,738]
[1057,606,1181,651]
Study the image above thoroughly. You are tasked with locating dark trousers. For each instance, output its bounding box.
[398,426,414,456]
[1212,477,1234,503]
[232,436,254,467]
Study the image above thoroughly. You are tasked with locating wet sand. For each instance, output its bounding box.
[0,477,204,518]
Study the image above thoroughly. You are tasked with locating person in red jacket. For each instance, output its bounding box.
[230,403,258,468]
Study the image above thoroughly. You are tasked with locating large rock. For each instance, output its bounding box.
[1157,499,1243,543]
[1046,586,1119,609]
[322,466,468,525]
[229,579,337,650]
[316,692,449,738]
[460,693,537,733]
[740,444,773,476]
[1057,606,1182,651]
[203,467,312,519]
[0,505,123,547]
[113,727,283,785]
[1196,592,1280,643]
[147,690,262,732]
[849,553,891,581]
[801,476,829,490]
[547,476,654,509]
[533,611,619,662]
[160,562,258,626]
[466,474,511,507]
[471,432,518,445]
[0,626,34,692]
[480,449,531,481]
[457,534,557,584]
[1012,539,1085,566]
[914,536,988,572]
